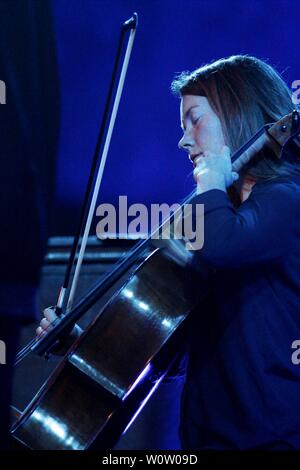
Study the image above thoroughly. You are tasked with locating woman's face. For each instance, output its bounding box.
[178,95,226,166]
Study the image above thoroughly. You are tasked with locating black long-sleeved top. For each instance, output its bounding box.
[180,175,300,449]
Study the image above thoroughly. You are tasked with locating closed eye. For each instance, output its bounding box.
[192,115,203,126]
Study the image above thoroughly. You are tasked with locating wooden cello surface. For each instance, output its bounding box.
[12,246,195,450]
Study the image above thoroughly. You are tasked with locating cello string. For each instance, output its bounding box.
[15,316,62,365]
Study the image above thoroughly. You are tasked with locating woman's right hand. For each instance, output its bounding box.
[36,306,58,339]
[36,306,83,355]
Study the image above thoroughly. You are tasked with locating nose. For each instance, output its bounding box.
[178,133,194,152]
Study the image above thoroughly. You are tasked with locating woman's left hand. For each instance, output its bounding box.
[193,145,239,195]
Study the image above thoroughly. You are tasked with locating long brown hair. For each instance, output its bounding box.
[171,55,299,180]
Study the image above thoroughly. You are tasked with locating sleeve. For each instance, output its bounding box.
[189,184,300,269]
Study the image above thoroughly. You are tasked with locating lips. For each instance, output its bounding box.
[189,153,203,167]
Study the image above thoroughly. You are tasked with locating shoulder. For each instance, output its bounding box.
[242,176,300,217]
[250,175,300,200]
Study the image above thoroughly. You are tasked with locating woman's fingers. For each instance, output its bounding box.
[36,307,58,338]
[36,326,46,338]
[40,318,52,330]
[193,145,239,192]
[222,145,231,158]
[44,307,58,323]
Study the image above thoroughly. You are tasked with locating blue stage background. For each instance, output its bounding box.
[51,0,300,234]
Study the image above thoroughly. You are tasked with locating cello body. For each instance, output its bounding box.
[12,246,196,449]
